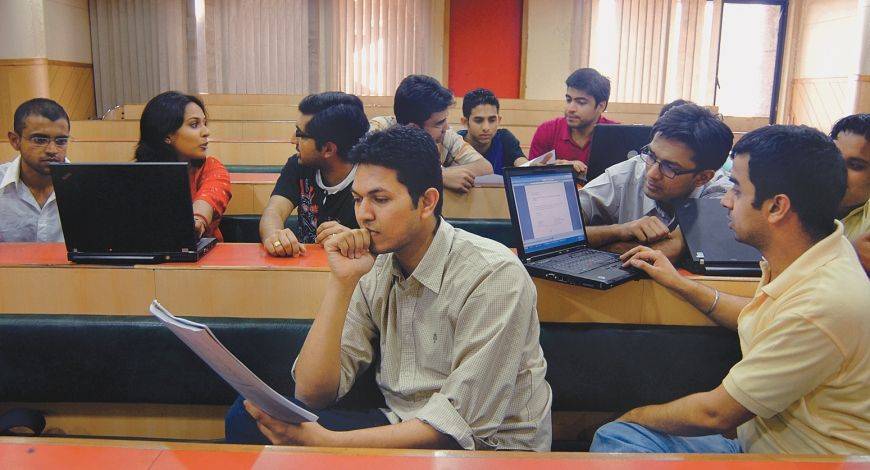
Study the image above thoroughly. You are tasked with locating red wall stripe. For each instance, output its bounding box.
[447,0,523,99]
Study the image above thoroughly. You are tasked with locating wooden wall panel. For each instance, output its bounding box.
[0,59,51,136]
[48,61,96,121]
[789,77,851,133]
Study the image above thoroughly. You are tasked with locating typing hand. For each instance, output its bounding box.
[620,216,672,243]
[442,167,476,194]
[553,159,587,177]
[263,228,307,257]
[314,221,352,245]
[620,246,682,290]
[324,228,376,283]
[244,400,333,446]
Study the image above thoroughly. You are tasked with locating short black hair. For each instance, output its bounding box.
[659,99,694,117]
[298,92,370,159]
[393,75,454,126]
[347,125,444,218]
[13,98,70,135]
[830,113,870,141]
[462,88,500,118]
[135,91,207,164]
[733,125,846,241]
[565,68,610,105]
[651,103,733,171]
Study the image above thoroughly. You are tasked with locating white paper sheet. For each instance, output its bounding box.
[149,300,318,424]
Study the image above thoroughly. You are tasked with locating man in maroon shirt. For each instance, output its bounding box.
[529,68,617,178]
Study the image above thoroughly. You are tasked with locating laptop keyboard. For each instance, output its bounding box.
[535,249,619,274]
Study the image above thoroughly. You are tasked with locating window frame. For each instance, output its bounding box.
[712,0,789,122]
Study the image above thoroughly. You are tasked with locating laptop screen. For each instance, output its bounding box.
[508,169,587,254]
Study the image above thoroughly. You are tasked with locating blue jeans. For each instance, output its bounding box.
[590,421,743,453]
[225,395,390,444]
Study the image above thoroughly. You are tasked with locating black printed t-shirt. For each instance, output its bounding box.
[271,155,359,243]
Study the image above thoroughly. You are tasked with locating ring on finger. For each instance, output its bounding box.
[273,240,282,247]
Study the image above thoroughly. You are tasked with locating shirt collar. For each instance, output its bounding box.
[388,219,454,294]
[0,156,22,190]
[760,221,847,299]
[842,199,869,222]
[316,164,358,195]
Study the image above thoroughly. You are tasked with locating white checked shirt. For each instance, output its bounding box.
[294,220,552,451]
[0,156,64,242]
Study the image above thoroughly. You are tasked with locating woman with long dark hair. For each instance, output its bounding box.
[136,91,231,241]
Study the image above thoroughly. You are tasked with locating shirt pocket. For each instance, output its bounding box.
[415,314,454,377]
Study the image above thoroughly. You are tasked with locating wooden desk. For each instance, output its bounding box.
[227,173,510,219]
[0,243,758,325]
[0,437,864,470]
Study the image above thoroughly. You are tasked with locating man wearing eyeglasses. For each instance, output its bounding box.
[260,92,370,257]
[1,98,70,242]
[578,104,734,260]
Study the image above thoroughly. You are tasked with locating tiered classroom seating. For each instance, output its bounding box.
[2,94,759,170]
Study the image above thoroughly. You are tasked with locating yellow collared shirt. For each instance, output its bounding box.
[841,199,870,242]
[722,221,870,454]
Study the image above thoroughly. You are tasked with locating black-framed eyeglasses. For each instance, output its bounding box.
[638,145,699,179]
[25,135,70,148]
[294,129,312,140]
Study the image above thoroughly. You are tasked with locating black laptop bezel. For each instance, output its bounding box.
[502,165,592,263]
[50,162,207,262]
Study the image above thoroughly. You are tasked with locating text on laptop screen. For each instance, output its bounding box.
[510,171,586,253]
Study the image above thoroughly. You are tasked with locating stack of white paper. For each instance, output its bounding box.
[520,149,556,167]
[149,300,318,424]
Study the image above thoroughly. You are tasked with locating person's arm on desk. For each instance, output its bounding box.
[620,246,751,331]
[260,195,306,257]
[603,227,686,262]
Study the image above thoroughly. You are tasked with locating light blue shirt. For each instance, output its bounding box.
[0,156,64,242]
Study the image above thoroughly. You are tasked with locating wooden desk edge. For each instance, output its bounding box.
[0,437,863,462]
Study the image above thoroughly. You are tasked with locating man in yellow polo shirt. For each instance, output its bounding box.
[590,125,869,454]
[832,113,869,271]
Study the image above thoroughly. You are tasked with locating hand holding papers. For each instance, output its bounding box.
[521,150,556,167]
[149,300,317,424]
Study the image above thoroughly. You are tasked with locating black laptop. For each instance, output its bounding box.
[587,124,653,181]
[503,165,641,290]
[676,199,762,277]
[50,162,217,264]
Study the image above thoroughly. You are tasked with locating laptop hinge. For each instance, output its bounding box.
[697,251,705,266]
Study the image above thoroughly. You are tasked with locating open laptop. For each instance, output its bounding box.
[587,124,653,181]
[676,199,762,277]
[50,162,216,264]
[503,165,641,290]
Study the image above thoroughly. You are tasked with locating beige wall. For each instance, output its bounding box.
[0,0,95,132]
[45,0,93,63]
[789,0,860,131]
[855,0,870,112]
[522,0,575,100]
[0,0,47,59]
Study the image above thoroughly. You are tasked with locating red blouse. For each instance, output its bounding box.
[189,156,232,242]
